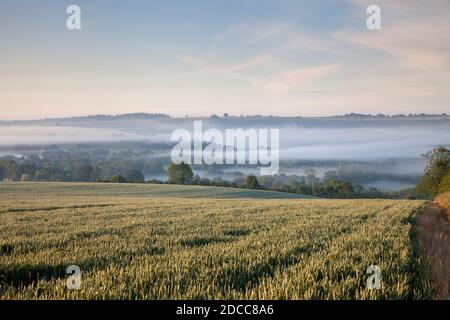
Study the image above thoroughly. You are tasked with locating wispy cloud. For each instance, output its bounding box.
[339,0,450,71]
[180,22,341,94]
[336,22,450,71]
[179,52,339,95]
[245,65,340,94]
[179,54,274,76]
[214,23,332,53]
[2,0,449,119]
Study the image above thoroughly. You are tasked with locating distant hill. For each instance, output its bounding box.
[332,112,449,119]
[1,112,449,126]
[0,113,170,125]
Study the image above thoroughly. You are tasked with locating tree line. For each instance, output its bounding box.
[165,162,399,199]
[0,149,165,183]
[416,146,450,197]
[158,146,450,199]
[2,146,448,199]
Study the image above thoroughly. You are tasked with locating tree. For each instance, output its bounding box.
[17,164,36,177]
[417,146,450,197]
[74,164,94,182]
[73,164,101,182]
[305,168,319,187]
[323,170,338,183]
[327,180,355,198]
[125,169,145,183]
[245,175,261,189]
[0,159,18,180]
[34,168,50,181]
[111,175,127,183]
[438,171,450,194]
[167,162,193,184]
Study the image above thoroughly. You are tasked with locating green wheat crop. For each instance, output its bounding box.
[0,183,432,299]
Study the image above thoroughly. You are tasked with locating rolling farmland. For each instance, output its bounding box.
[0,182,432,299]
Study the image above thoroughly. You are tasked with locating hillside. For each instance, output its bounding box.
[0,182,431,299]
[0,182,315,201]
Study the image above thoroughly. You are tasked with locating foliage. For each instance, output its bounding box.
[0,149,164,183]
[124,169,145,183]
[436,192,450,221]
[245,175,261,189]
[0,151,423,199]
[257,174,385,199]
[438,171,450,194]
[111,175,127,183]
[167,162,193,184]
[417,146,450,197]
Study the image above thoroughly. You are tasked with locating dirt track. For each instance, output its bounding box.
[417,202,450,299]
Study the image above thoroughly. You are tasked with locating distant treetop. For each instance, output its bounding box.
[334,113,449,119]
[70,113,171,120]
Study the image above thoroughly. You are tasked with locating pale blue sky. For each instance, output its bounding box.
[0,0,449,119]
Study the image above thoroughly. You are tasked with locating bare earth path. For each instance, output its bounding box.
[417,202,450,299]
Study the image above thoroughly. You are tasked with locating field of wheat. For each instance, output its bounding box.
[0,182,432,299]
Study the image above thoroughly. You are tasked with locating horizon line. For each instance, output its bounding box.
[1,112,449,123]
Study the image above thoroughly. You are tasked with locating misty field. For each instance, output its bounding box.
[0,183,431,299]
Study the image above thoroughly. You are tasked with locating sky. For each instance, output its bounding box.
[0,0,449,120]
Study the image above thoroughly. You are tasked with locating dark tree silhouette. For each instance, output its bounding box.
[167,162,193,184]
[245,175,261,190]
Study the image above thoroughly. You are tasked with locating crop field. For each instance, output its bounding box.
[0,182,431,299]
[0,182,314,202]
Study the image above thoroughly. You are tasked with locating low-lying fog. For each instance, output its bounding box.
[1,117,449,191]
